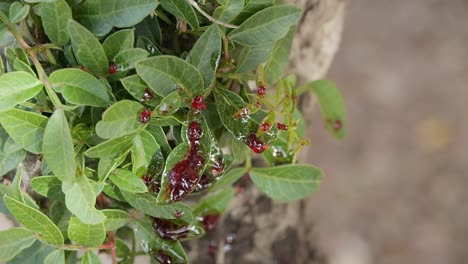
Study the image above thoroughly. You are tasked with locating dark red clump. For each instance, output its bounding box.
[150,180,161,193]
[202,214,220,232]
[189,153,205,170]
[142,175,153,186]
[154,250,173,264]
[194,173,213,192]
[153,218,189,240]
[141,88,154,102]
[246,133,268,154]
[207,241,218,256]
[212,159,225,174]
[174,210,184,218]
[191,95,206,110]
[108,63,118,74]
[166,159,199,201]
[188,121,203,141]
[260,122,271,131]
[139,109,152,123]
[334,120,342,131]
[257,85,266,96]
[277,122,288,131]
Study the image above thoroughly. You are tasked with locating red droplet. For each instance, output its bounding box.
[246,133,268,154]
[202,214,220,232]
[174,210,184,218]
[108,63,118,74]
[334,120,342,131]
[257,85,266,96]
[141,88,154,102]
[188,121,203,142]
[154,250,173,264]
[191,95,206,110]
[276,123,288,131]
[139,109,152,123]
[260,122,271,131]
[255,101,262,108]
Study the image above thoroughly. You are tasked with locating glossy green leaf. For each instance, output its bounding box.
[44,249,65,264]
[304,80,347,138]
[131,130,160,176]
[102,29,135,60]
[95,100,144,139]
[230,0,274,24]
[121,190,193,223]
[234,43,273,73]
[265,26,295,84]
[0,71,43,112]
[42,108,76,181]
[68,20,108,76]
[85,132,136,159]
[74,0,158,37]
[31,176,64,200]
[160,0,198,29]
[113,48,149,71]
[110,168,147,193]
[41,0,72,45]
[49,69,110,107]
[68,216,105,248]
[193,188,235,216]
[130,218,188,263]
[9,2,30,24]
[213,0,244,23]
[81,251,101,264]
[63,175,105,224]
[212,167,247,190]
[188,24,222,88]
[228,5,301,46]
[4,195,64,246]
[249,164,323,202]
[136,55,204,98]
[101,209,131,231]
[0,228,36,262]
[155,91,181,116]
[0,108,47,154]
[121,74,161,106]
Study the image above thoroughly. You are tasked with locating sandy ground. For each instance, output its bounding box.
[302,0,468,263]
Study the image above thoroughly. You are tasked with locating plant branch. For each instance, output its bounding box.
[187,0,240,29]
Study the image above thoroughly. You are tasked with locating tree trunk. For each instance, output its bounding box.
[187,1,346,263]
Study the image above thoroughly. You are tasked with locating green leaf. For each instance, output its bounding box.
[0,148,25,177]
[68,216,105,248]
[68,20,108,76]
[130,218,188,263]
[228,5,301,46]
[249,164,323,202]
[9,2,30,24]
[305,80,347,138]
[85,132,136,159]
[41,0,72,45]
[81,251,101,264]
[4,195,64,246]
[121,191,193,223]
[234,43,273,73]
[49,69,110,107]
[155,91,181,116]
[193,188,235,216]
[136,55,204,98]
[101,209,130,231]
[63,175,105,224]
[44,249,65,264]
[0,108,47,154]
[160,0,198,29]
[102,29,135,60]
[146,124,171,157]
[113,48,149,71]
[212,167,247,191]
[230,0,274,25]
[188,24,222,88]
[0,71,43,112]
[110,168,147,193]
[131,130,160,176]
[135,15,162,46]
[95,100,144,139]
[213,0,244,23]
[31,176,64,200]
[264,26,295,84]
[0,228,36,262]
[74,0,158,37]
[42,108,76,181]
[121,75,161,106]
[6,240,55,264]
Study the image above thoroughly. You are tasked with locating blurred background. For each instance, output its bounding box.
[303,0,468,263]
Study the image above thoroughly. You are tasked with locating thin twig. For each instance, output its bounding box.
[187,0,240,29]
